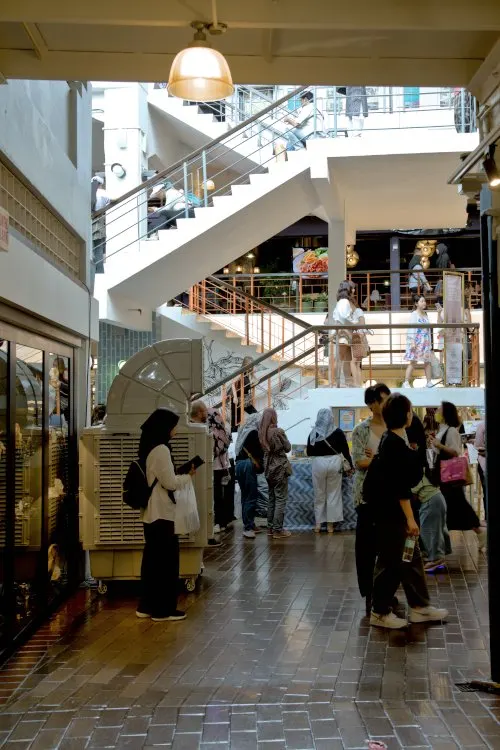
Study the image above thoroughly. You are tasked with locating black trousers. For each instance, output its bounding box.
[213,469,234,528]
[372,521,430,615]
[139,520,179,618]
[355,503,377,600]
[478,463,487,521]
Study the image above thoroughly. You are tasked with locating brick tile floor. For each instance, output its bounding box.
[0,528,498,748]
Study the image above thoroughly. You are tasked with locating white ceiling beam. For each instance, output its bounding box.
[262,29,275,64]
[1,0,500,31]
[468,37,500,102]
[0,50,483,86]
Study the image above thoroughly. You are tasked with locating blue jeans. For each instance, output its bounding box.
[419,492,452,561]
[286,128,306,150]
[236,459,258,531]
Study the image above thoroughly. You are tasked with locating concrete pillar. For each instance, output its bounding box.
[390,236,401,310]
[479,184,500,681]
[327,220,347,320]
[103,83,149,279]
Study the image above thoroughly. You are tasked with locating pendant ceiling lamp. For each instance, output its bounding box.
[168,2,234,102]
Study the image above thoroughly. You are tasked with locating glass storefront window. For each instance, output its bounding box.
[0,339,7,642]
[48,355,71,596]
[14,345,43,629]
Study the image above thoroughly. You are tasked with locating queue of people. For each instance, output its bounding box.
[134,386,484,632]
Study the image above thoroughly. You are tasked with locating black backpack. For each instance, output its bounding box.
[123,458,158,510]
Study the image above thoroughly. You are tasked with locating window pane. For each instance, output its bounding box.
[48,355,71,594]
[14,345,43,628]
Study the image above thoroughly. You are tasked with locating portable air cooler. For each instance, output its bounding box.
[79,339,212,593]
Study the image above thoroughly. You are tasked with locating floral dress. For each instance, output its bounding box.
[405,311,432,363]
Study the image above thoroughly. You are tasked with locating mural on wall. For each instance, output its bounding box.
[202,340,296,411]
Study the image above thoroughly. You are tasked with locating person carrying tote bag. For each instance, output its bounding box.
[432,401,485,548]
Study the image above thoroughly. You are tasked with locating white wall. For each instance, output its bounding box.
[0,79,92,244]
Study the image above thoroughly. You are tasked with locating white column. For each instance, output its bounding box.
[327,220,345,320]
[103,83,149,280]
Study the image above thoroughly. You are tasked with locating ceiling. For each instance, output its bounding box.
[0,0,499,96]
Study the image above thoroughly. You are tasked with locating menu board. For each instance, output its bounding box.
[339,408,356,433]
[292,247,328,274]
[443,272,464,385]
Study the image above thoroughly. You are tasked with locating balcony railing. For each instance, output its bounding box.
[197,268,483,315]
[197,322,481,425]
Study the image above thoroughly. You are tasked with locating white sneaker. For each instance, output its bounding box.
[402,381,411,389]
[426,381,435,388]
[243,530,256,539]
[370,611,408,629]
[409,606,448,623]
[476,529,487,551]
[213,524,221,534]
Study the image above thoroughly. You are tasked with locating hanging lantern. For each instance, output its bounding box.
[346,246,359,269]
[168,21,234,102]
[421,256,430,270]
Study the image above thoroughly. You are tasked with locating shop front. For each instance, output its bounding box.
[0,320,80,661]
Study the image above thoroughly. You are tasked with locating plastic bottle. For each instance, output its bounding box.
[402,536,416,562]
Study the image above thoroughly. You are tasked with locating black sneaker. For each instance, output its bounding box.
[207,538,222,547]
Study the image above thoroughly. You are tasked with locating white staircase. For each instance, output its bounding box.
[100,150,320,314]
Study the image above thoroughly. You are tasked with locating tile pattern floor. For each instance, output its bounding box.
[0,528,499,749]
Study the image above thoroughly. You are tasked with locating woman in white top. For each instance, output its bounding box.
[137,408,197,622]
[432,401,484,547]
[331,280,365,387]
[408,250,432,294]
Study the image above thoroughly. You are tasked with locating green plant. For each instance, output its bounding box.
[301,294,315,311]
[314,292,329,312]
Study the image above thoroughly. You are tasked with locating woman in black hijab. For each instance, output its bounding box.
[137,408,195,622]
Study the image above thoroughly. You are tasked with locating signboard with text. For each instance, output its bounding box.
[0,207,8,252]
[443,271,464,385]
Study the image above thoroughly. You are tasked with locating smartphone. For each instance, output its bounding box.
[177,455,205,475]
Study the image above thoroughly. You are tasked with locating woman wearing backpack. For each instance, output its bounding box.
[307,408,352,533]
[137,408,196,622]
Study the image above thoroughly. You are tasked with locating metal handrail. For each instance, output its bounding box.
[93,84,307,219]
[205,275,311,330]
[198,321,479,400]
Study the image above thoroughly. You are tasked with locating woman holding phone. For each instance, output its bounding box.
[137,408,198,623]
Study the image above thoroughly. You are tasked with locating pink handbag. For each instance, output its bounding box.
[440,456,472,486]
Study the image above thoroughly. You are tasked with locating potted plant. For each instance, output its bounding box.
[314,292,329,313]
[301,294,314,312]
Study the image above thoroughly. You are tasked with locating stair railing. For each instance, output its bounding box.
[92,85,308,269]
[175,274,313,367]
[193,321,481,427]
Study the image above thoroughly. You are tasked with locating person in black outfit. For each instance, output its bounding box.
[406,412,429,471]
[370,394,448,629]
[235,407,264,539]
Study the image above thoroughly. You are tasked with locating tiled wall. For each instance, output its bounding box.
[97,314,161,404]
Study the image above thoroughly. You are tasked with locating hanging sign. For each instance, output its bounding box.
[0,207,8,252]
[443,271,464,385]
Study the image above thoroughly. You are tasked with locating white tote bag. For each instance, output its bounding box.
[174,479,200,535]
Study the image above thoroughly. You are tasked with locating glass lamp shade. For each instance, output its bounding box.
[346,250,359,268]
[168,43,234,102]
[420,256,430,270]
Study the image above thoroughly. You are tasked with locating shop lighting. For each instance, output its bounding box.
[168,15,234,102]
[223,267,229,274]
[236,265,243,273]
[483,145,500,188]
[253,267,260,274]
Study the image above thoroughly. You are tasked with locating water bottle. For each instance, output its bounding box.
[402,536,416,562]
